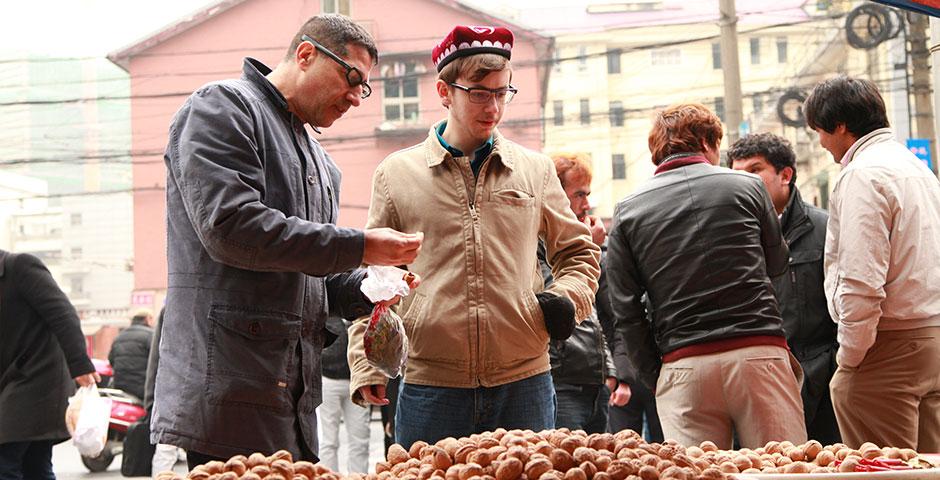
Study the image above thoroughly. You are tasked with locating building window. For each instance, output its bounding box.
[714,97,725,122]
[70,277,84,295]
[712,42,721,70]
[750,38,760,64]
[777,37,788,63]
[382,60,423,124]
[70,247,82,258]
[580,99,591,125]
[612,154,626,180]
[553,49,561,72]
[578,46,588,72]
[753,93,763,114]
[70,213,81,226]
[651,48,680,66]
[553,101,564,126]
[609,101,624,127]
[607,48,621,74]
[322,0,351,15]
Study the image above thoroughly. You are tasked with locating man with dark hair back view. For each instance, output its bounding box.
[606,103,805,449]
[109,309,155,400]
[804,75,940,451]
[728,132,840,445]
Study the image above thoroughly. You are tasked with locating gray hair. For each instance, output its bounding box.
[285,14,378,65]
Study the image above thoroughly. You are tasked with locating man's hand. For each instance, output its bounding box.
[378,273,422,308]
[74,372,101,387]
[583,215,607,246]
[363,229,423,266]
[607,378,631,407]
[358,384,389,406]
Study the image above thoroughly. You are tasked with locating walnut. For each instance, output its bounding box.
[564,467,587,480]
[550,449,576,472]
[526,458,554,480]
[411,441,430,459]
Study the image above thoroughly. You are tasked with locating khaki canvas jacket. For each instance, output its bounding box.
[349,123,600,401]
[825,128,940,368]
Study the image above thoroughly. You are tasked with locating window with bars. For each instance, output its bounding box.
[714,97,725,122]
[382,60,423,124]
[712,43,721,70]
[609,101,624,127]
[777,37,788,63]
[553,100,564,126]
[612,154,626,180]
[578,46,588,72]
[580,99,591,125]
[750,38,760,64]
[322,0,351,15]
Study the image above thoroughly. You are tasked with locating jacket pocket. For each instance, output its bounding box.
[490,189,536,208]
[401,293,428,347]
[205,305,301,413]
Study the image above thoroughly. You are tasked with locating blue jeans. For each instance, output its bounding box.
[554,383,610,434]
[0,441,56,480]
[395,373,555,448]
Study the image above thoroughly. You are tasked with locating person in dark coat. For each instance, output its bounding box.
[0,249,99,480]
[109,309,154,399]
[606,103,804,449]
[539,153,629,434]
[728,132,840,444]
[154,14,421,468]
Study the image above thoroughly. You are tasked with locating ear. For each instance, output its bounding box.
[780,166,795,186]
[436,80,451,108]
[295,41,316,69]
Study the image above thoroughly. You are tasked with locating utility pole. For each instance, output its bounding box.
[719,0,744,145]
[907,11,939,175]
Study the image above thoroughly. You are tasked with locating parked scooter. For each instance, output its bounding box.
[80,360,147,472]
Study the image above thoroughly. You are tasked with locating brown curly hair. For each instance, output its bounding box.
[648,103,723,165]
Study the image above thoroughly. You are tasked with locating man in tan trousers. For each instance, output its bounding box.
[804,75,940,450]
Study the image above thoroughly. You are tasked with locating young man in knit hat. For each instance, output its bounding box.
[348,25,600,447]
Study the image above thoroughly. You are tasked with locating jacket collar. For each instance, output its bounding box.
[779,186,812,242]
[841,127,894,166]
[243,57,322,135]
[424,120,513,170]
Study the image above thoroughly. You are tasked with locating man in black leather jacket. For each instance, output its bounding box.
[729,133,840,444]
[538,153,630,433]
[607,103,805,449]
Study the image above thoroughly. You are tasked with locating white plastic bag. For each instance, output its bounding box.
[361,266,413,378]
[65,384,112,457]
[360,265,411,303]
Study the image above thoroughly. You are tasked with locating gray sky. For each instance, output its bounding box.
[0,0,519,58]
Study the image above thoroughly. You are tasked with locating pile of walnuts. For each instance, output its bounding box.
[164,428,937,480]
[371,429,934,480]
[156,450,341,480]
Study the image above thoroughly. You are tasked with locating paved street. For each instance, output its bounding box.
[53,410,387,479]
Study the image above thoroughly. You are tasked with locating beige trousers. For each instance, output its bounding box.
[655,344,807,449]
[830,326,940,451]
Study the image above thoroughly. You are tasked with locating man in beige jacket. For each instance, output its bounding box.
[804,75,940,451]
[348,25,600,449]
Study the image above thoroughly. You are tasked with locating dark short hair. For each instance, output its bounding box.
[648,103,723,164]
[286,14,378,65]
[728,132,797,188]
[804,75,889,137]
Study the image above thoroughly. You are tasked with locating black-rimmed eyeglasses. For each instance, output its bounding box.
[449,83,518,105]
[302,34,372,99]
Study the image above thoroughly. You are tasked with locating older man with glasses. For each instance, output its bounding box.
[154,14,423,468]
[348,25,600,448]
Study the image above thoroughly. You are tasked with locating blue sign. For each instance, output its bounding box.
[906,138,933,171]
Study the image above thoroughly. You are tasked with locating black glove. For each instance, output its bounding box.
[536,292,576,341]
